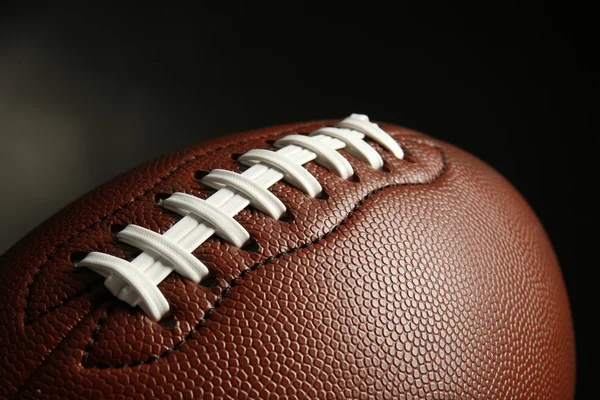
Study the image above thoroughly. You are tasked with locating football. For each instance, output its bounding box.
[0,114,575,398]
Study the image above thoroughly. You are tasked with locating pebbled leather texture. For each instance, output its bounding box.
[0,119,575,399]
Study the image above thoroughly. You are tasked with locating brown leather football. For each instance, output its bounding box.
[0,115,575,399]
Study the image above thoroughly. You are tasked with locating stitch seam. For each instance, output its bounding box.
[23,123,319,325]
[81,310,110,367]
[82,146,447,369]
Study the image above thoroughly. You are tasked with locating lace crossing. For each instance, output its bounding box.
[77,114,404,320]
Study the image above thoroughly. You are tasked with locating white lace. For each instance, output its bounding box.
[77,114,404,320]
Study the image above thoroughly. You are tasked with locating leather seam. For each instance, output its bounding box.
[81,146,447,369]
[23,122,319,325]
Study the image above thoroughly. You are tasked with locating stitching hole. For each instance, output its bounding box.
[158,312,177,329]
[381,162,392,173]
[194,170,209,181]
[279,210,295,223]
[200,272,219,289]
[110,223,128,235]
[316,189,329,200]
[348,173,360,183]
[241,238,259,253]
[154,193,170,204]
[70,251,89,264]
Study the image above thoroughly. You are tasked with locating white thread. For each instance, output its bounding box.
[77,114,403,320]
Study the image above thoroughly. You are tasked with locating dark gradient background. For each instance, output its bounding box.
[0,3,595,397]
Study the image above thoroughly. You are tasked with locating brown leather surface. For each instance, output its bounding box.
[0,119,575,399]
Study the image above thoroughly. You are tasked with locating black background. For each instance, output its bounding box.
[0,3,595,397]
